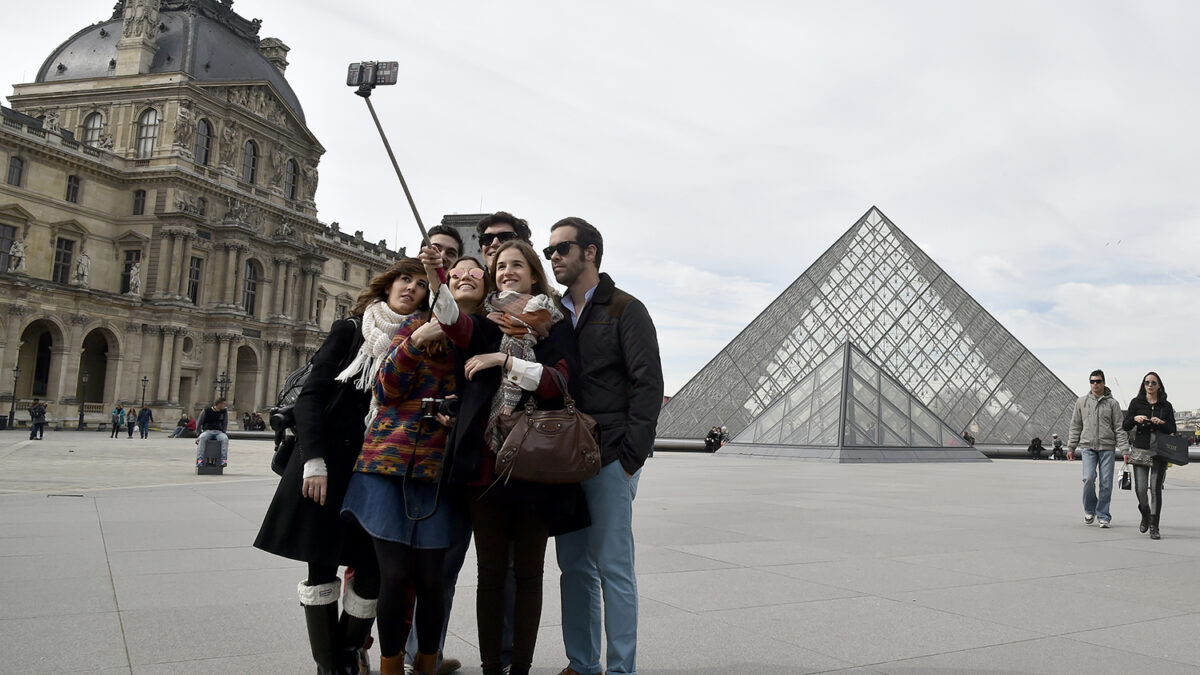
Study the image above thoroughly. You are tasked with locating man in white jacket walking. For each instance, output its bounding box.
[1068,369,1129,528]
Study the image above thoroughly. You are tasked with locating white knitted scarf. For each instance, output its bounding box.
[336,300,412,427]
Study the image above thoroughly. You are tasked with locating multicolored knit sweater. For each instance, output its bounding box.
[354,319,456,481]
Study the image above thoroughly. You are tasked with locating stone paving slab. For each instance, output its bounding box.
[3,429,1200,674]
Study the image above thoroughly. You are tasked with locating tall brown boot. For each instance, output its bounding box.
[379,653,406,675]
[412,652,438,675]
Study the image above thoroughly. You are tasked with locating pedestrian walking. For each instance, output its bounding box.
[110,404,125,439]
[137,406,153,439]
[1068,369,1129,528]
[28,398,46,440]
[1121,372,1177,539]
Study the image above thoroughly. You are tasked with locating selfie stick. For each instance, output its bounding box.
[350,61,430,247]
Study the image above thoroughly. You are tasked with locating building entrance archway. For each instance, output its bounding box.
[233,345,258,419]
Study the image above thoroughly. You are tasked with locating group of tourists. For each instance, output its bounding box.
[253,212,663,675]
[108,403,154,439]
[1069,369,1178,539]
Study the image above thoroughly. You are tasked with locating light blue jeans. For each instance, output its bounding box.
[195,431,229,462]
[556,460,640,675]
[1080,447,1115,522]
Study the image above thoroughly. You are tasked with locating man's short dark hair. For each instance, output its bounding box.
[476,211,531,243]
[551,216,604,269]
[427,224,463,251]
[214,397,226,406]
[1090,369,1105,382]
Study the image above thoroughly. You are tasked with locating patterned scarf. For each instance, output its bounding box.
[336,299,417,427]
[484,291,563,450]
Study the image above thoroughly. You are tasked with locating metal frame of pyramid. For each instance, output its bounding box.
[659,206,1077,447]
[721,342,989,462]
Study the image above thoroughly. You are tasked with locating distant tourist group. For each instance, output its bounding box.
[1068,369,1179,540]
[108,403,154,439]
[252,213,663,675]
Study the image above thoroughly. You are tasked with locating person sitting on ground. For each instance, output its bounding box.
[1051,433,1065,460]
[704,426,721,452]
[169,413,190,438]
[195,398,230,467]
[1027,437,1045,459]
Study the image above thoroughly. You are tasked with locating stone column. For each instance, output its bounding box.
[306,267,319,323]
[174,234,192,298]
[225,336,241,412]
[168,329,185,402]
[59,314,89,406]
[265,341,281,405]
[4,305,28,376]
[215,335,231,381]
[156,328,176,402]
[283,262,296,318]
[156,231,176,296]
[216,244,231,305]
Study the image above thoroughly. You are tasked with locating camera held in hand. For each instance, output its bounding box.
[420,397,459,421]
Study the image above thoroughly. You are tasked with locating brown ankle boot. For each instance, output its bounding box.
[380,653,406,675]
[412,652,438,675]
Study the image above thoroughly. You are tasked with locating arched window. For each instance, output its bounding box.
[82,113,103,147]
[242,259,260,314]
[241,140,258,183]
[284,159,298,200]
[194,119,212,165]
[6,157,24,186]
[136,109,159,158]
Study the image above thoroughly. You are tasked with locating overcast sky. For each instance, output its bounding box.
[6,1,1199,410]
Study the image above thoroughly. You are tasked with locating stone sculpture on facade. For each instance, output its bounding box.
[218,122,237,167]
[73,248,91,287]
[42,110,60,132]
[173,103,194,149]
[302,161,318,199]
[7,237,26,273]
[127,261,141,295]
[270,145,286,186]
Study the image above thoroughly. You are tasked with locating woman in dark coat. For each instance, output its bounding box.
[1121,371,1177,540]
[255,261,419,675]
[420,240,588,675]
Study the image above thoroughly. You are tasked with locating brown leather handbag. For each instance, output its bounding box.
[494,369,602,484]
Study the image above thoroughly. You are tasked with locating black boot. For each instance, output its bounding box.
[1139,504,1151,534]
[337,613,375,674]
[1149,513,1161,540]
[300,581,342,675]
[481,664,506,675]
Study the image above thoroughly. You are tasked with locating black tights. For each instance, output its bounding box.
[373,538,447,658]
[304,562,381,601]
[1133,458,1168,517]
[469,493,549,670]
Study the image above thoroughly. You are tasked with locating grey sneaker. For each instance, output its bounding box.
[1084,513,1095,524]
[1099,520,1110,528]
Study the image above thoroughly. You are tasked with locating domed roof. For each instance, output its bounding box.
[36,0,304,122]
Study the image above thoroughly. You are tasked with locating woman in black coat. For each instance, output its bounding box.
[1121,371,1177,540]
[255,261,419,675]
[420,241,588,675]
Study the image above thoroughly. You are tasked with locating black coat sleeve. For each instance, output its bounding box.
[616,297,664,475]
[294,319,359,462]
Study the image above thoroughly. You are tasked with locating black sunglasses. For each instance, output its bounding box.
[1089,379,1104,384]
[1144,380,1159,386]
[543,241,581,260]
[479,231,519,246]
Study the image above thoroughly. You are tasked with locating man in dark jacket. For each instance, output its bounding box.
[195,397,230,467]
[547,217,663,675]
[28,398,47,440]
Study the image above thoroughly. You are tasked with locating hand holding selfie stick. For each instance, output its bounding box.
[348,61,444,281]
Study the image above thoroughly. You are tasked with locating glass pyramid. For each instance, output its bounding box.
[729,342,973,455]
[659,207,1077,446]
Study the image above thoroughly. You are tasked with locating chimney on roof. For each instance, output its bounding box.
[114,0,162,76]
[259,38,290,74]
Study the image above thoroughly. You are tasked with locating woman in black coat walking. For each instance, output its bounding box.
[255,262,418,674]
[1122,371,1177,540]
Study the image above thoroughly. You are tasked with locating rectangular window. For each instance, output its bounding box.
[52,238,74,284]
[342,262,350,281]
[187,256,202,304]
[0,224,14,272]
[120,249,141,293]
[6,157,23,186]
[133,189,146,215]
[65,175,80,203]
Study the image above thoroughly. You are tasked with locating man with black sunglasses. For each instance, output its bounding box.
[475,211,532,270]
[1068,369,1128,528]
[547,216,662,675]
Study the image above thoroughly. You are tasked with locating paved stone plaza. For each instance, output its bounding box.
[3,429,1200,674]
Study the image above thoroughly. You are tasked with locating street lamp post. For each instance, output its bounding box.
[77,371,88,431]
[141,376,149,408]
[214,371,231,399]
[6,365,19,430]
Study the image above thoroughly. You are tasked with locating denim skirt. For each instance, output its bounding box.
[341,471,454,549]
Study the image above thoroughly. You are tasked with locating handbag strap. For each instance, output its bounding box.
[544,367,575,409]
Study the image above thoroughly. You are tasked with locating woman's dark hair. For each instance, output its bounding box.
[449,256,492,313]
[351,258,430,317]
[1136,371,1167,401]
[491,240,553,297]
